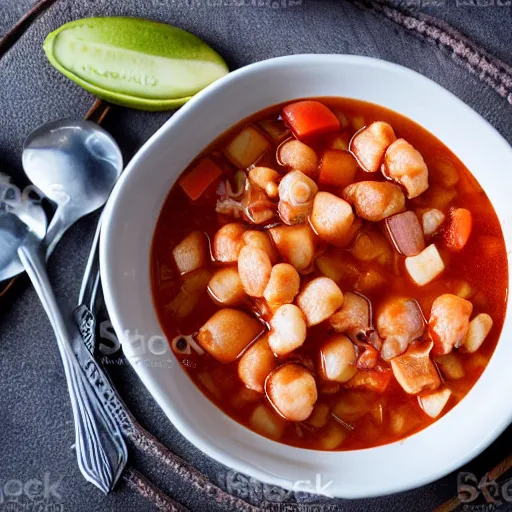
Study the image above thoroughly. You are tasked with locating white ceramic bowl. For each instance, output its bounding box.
[100,55,512,498]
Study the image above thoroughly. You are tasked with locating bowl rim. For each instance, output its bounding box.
[100,54,512,499]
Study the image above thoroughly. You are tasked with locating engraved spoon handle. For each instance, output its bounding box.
[18,237,128,494]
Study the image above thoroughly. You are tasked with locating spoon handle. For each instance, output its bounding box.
[17,241,128,494]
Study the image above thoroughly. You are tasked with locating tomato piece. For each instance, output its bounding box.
[282,100,340,140]
[318,149,358,189]
[443,207,472,251]
[179,157,223,200]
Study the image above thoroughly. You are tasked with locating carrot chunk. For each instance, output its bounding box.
[179,157,223,200]
[318,149,358,189]
[282,100,340,140]
[443,208,472,251]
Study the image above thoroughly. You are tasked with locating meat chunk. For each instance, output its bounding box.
[297,277,344,326]
[377,298,425,360]
[343,181,405,221]
[212,223,246,262]
[310,192,358,247]
[172,231,208,275]
[238,335,276,392]
[350,121,397,172]
[319,334,357,383]
[238,245,272,297]
[268,304,307,356]
[278,170,318,225]
[263,263,301,307]
[390,341,441,394]
[383,139,429,199]
[329,292,371,341]
[197,309,263,363]
[249,404,286,440]
[268,224,316,273]
[265,363,318,422]
[429,294,473,355]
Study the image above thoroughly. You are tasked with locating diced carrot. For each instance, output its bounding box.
[443,208,472,251]
[318,149,358,189]
[282,100,340,140]
[179,157,223,201]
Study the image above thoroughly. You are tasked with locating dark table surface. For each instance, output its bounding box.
[1,1,511,511]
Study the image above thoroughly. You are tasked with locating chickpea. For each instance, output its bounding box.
[213,223,246,262]
[350,121,396,173]
[208,267,246,306]
[263,263,301,306]
[268,304,307,356]
[297,277,344,326]
[238,245,272,297]
[242,230,278,264]
[278,140,319,177]
[319,334,357,383]
[238,335,276,393]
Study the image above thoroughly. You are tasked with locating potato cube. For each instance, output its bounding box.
[238,335,276,393]
[351,229,393,265]
[305,403,330,428]
[258,119,290,142]
[434,353,465,380]
[332,391,373,421]
[432,156,459,187]
[318,420,348,450]
[197,309,263,363]
[405,244,445,286]
[249,404,286,440]
[208,267,246,306]
[390,341,441,394]
[225,126,271,168]
[172,231,208,275]
[212,223,246,262]
[461,313,493,354]
[269,224,316,273]
[418,388,452,418]
[318,149,358,189]
[319,334,357,383]
[389,404,420,436]
[197,372,222,401]
[315,251,361,286]
[297,277,344,326]
[355,267,387,293]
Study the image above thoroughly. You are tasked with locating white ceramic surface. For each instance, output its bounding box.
[100,55,512,499]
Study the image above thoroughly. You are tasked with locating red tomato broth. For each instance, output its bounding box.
[150,98,508,451]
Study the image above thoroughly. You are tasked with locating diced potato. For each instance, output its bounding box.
[389,404,420,436]
[329,132,350,151]
[166,268,212,318]
[354,267,387,293]
[197,372,222,401]
[390,341,441,394]
[208,267,246,306]
[315,251,361,286]
[377,297,425,361]
[351,229,393,266]
[231,387,261,409]
[265,363,318,422]
[318,420,348,450]
[318,150,358,189]
[319,334,357,383]
[263,263,300,306]
[465,352,488,372]
[258,119,290,142]
[297,277,344,326]
[350,121,396,172]
[213,223,246,262]
[238,245,272,297]
[172,231,208,275]
[429,294,473,356]
[278,170,318,225]
[225,126,271,169]
[278,139,319,177]
[248,167,281,199]
[305,403,330,428]
[268,304,307,356]
[384,211,425,257]
[418,388,452,418]
[405,244,445,286]
[461,313,493,354]
[310,192,357,247]
[238,335,276,392]
[447,279,475,300]
[351,115,366,131]
[181,268,212,294]
[414,184,456,210]
[197,309,263,363]
[383,139,429,199]
[343,181,405,221]
[333,391,373,421]
[249,404,286,440]
[420,208,445,236]
[269,224,316,273]
[431,156,459,187]
[319,382,341,395]
[344,369,392,394]
[333,111,350,129]
[242,230,278,264]
[329,292,370,340]
[434,353,465,380]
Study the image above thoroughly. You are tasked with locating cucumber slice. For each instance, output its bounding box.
[43,17,229,111]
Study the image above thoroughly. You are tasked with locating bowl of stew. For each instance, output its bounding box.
[100,55,512,498]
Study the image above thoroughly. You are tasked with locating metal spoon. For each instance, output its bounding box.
[0,120,123,281]
[0,201,127,493]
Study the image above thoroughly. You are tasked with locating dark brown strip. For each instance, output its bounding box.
[0,0,59,57]
[350,0,512,105]
[125,427,260,512]
[123,466,189,512]
[85,99,111,125]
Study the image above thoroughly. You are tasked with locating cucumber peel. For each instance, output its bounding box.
[43,17,229,111]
